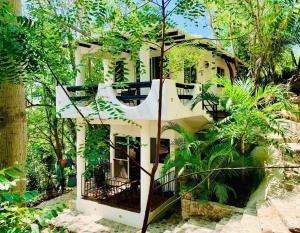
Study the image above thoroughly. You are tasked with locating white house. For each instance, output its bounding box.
[56,30,239,228]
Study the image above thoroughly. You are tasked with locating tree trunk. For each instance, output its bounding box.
[0,0,26,191]
[141,1,166,232]
[0,84,26,190]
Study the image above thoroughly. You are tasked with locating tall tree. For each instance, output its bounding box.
[0,0,26,190]
[205,0,300,84]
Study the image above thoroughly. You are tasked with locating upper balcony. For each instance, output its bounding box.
[56,79,212,122]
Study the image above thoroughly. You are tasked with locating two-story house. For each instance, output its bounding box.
[56,29,240,228]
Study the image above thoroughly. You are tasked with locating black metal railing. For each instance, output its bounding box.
[63,81,198,106]
[113,81,151,105]
[66,85,98,103]
[82,162,111,198]
[200,84,228,121]
[151,170,176,210]
[82,163,141,212]
[176,83,194,103]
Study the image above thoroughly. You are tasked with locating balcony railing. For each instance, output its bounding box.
[56,79,209,120]
[65,81,195,106]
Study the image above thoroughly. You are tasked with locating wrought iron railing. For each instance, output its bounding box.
[153,170,176,193]
[176,83,194,104]
[64,81,197,105]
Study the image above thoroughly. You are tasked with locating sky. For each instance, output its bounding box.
[172,14,212,38]
[172,13,300,56]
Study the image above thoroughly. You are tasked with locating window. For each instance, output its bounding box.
[150,138,170,163]
[217,67,225,77]
[150,56,160,80]
[184,61,197,83]
[217,67,225,87]
[114,136,141,179]
[114,136,128,178]
[115,60,125,82]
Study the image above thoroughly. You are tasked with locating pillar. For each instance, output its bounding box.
[75,48,85,86]
[103,59,113,84]
[76,120,86,200]
[140,121,151,216]
[75,46,86,200]
[139,46,151,95]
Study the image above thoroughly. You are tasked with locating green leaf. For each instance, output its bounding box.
[5,170,18,179]
[51,209,58,217]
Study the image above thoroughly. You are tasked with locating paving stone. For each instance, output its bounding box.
[256,203,290,233]
[269,193,300,233]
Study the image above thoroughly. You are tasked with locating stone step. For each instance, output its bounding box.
[172,222,215,233]
[219,215,243,233]
[256,203,290,233]
[240,212,261,233]
[270,193,300,233]
[214,217,230,232]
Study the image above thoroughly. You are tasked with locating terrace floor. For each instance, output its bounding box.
[83,187,174,213]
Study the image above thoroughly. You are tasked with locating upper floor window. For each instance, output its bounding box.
[217,67,225,87]
[184,61,197,83]
[115,60,125,82]
[150,56,160,80]
[217,67,225,77]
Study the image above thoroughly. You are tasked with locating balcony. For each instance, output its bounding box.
[56,79,210,121]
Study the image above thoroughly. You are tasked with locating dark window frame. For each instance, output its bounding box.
[184,61,197,84]
[216,67,225,87]
[150,138,170,164]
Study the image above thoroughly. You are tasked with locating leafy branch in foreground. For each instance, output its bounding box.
[0,166,65,233]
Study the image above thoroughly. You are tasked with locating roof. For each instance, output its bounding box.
[78,28,243,65]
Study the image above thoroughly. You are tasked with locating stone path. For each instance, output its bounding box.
[41,187,300,233]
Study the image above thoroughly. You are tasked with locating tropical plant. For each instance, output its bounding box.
[0,166,65,232]
[162,77,296,205]
[162,122,239,204]
[204,0,300,84]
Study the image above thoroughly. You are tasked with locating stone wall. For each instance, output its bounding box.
[181,198,243,221]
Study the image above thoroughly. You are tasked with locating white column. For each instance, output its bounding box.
[103,59,114,84]
[76,120,86,200]
[75,47,86,200]
[126,55,135,82]
[140,121,151,216]
[75,48,85,86]
[139,46,151,95]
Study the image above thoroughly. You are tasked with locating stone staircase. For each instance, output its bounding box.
[207,191,300,233]
[170,189,300,233]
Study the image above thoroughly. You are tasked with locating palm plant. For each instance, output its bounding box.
[162,78,296,205]
[194,77,295,155]
[162,123,239,204]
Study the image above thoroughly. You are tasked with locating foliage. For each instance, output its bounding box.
[205,0,300,83]
[0,167,65,232]
[163,77,295,204]
[165,43,204,80]
[0,0,40,84]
